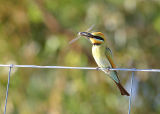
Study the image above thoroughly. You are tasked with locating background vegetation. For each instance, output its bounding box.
[0,0,160,114]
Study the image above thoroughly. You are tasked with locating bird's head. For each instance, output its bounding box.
[79,32,105,45]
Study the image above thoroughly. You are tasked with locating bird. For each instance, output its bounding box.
[79,32,130,96]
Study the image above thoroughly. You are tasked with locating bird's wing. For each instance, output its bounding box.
[105,47,120,83]
[105,48,129,96]
[105,48,116,68]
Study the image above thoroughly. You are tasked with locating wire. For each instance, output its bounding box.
[0,64,160,72]
[128,72,134,114]
[2,64,160,114]
[4,64,13,114]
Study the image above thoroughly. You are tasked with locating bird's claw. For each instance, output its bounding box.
[106,67,110,71]
[105,67,110,73]
[96,67,101,71]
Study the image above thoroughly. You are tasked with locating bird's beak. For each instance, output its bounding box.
[78,32,93,38]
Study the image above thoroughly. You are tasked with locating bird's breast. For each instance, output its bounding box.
[92,46,110,68]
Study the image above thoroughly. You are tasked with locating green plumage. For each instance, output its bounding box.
[80,31,129,96]
[92,44,120,83]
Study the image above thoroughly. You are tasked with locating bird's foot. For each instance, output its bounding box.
[96,67,110,72]
[96,67,101,71]
[105,67,110,73]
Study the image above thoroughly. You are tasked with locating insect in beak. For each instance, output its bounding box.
[69,24,95,44]
[78,32,93,38]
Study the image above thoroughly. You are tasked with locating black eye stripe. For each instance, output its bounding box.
[80,32,104,41]
[93,36,104,41]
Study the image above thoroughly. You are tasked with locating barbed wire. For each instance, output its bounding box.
[2,64,160,114]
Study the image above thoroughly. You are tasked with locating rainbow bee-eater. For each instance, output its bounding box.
[79,32,129,96]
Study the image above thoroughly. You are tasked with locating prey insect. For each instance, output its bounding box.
[69,24,95,44]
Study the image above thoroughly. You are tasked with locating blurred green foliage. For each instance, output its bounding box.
[0,0,160,114]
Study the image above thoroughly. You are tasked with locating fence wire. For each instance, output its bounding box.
[2,64,160,114]
[4,65,13,114]
[0,64,160,72]
[128,72,134,114]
